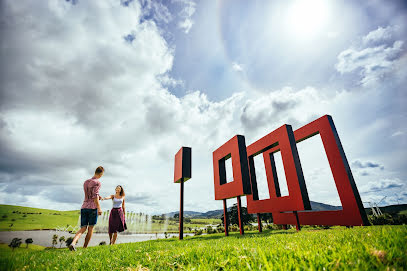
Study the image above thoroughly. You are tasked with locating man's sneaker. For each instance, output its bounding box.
[69,244,76,251]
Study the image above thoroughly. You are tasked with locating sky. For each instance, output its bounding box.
[0,0,406,214]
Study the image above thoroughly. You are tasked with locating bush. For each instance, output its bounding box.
[216,226,225,233]
[369,213,407,225]
[244,224,256,231]
[65,237,74,247]
[266,223,285,230]
[9,238,22,250]
[206,226,216,234]
[194,229,203,236]
[230,225,239,232]
[25,238,33,248]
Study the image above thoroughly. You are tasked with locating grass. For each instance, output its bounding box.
[1,225,406,270]
[0,243,45,251]
[0,205,79,231]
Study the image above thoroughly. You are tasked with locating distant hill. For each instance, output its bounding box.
[164,201,343,219]
[164,202,407,219]
[364,204,407,215]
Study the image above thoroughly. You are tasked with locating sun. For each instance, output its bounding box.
[285,0,330,40]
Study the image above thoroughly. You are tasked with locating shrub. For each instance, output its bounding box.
[206,226,216,234]
[52,234,58,248]
[59,236,65,248]
[369,213,407,225]
[230,225,239,232]
[9,238,22,250]
[25,238,33,248]
[65,237,74,247]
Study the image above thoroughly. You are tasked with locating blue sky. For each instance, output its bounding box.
[0,0,406,214]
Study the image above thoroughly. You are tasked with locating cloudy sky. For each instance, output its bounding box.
[0,0,406,214]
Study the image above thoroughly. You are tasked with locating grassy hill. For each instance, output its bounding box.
[1,225,406,270]
[0,205,79,231]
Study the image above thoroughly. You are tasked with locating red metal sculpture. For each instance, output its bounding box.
[270,115,369,227]
[246,124,311,231]
[213,135,251,235]
[212,115,368,234]
[174,147,192,240]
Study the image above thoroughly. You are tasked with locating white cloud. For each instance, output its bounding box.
[360,178,405,195]
[232,62,243,72]
[175,0,196,34]
[140,0,173,24]
[335,25,405,87]
[391,131,404,137]
[362,26,396,46]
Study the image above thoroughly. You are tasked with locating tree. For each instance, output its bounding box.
[59,236,65,248]
[220,203,255,227]
[52,234,58,248]
[65,237,74,247]
[9,238,22,250]
[173,213,179,219]
[25,238,33,248]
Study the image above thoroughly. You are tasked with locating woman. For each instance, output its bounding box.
[102,185,127,244]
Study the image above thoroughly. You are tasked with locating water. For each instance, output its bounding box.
[91,210,169,234]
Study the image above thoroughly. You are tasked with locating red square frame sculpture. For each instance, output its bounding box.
[213,135,251,200]
[264,115,368,226]
[213,135,251,235]
[246,124,311,213]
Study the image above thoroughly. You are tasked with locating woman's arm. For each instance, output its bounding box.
[122,197,125,215]
[103,195,114,200]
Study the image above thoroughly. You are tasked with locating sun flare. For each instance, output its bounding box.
[285,0,330,40]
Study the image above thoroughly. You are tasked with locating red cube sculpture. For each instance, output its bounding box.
[213,135,251,235]
[213,135,251,200]
[174,147,191,183]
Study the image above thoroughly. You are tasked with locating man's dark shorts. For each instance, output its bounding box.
[80,209,98,227]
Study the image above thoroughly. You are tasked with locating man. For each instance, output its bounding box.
[69,166,104,251]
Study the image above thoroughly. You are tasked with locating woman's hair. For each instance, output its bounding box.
[116,185,125,196]
[95,166,104,174]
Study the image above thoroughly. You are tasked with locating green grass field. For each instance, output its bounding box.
[0,205,79,231]
[1,225,405,270]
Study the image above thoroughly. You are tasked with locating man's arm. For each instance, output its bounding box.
[94,197,102,215]
[92,182,102,215]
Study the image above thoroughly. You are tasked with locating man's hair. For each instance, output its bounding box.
[95,166,104,174]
